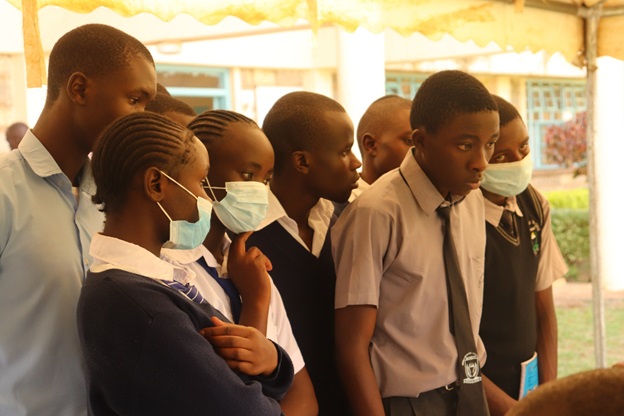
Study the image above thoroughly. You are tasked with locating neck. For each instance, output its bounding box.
[32,103,91,185]
[359,166,375,185]
[102,210,164,257]
[480,187,507,206]
[203,216,226,264]
[271,174,318,228]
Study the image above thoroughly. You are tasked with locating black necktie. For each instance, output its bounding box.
[437,204,489,416]
[499,208,516,238]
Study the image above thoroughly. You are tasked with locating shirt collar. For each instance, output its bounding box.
[90,233,195,284]
[483,195,524,226]
[398,150,452,216]
[19,130,96,195]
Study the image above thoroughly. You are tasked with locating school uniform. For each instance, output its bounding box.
[332,150,487,409]
[77,234,293,416]
[480,185,567,398]
[161,243,305,374]
[0,131,104,416]
[246,191,351,416]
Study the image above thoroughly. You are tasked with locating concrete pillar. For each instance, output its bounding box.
[336,28,386,161]
[595,56,624,291]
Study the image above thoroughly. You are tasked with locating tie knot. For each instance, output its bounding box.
[437,204,451,221]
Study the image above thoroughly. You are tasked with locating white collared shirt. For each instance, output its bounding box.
[161,243,305,373]
[257,189,334,258]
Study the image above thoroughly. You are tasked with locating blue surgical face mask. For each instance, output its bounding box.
[481,154,533,197]
[157,171,212,250]
[204,179,269,234]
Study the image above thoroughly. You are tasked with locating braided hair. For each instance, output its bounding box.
[187,109,258,150]
[46,24,154,105]
[91,112,195,213]
[410,70,498,134]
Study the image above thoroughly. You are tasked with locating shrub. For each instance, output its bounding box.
[550,208,590,282]
[544,188,589,210]
[543,112,587,176]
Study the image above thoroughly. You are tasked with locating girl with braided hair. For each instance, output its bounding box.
[77,111,294,415]
[162,109,318,415]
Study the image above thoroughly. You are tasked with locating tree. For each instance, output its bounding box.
[543,111,587,176]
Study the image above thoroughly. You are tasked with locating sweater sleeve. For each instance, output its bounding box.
[79,276,292,416]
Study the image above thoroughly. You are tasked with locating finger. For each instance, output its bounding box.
[203,321,253,338]
[207,334,253,350]
[213,346,256,363]
[229,231,253,259]
[260,255,272,272]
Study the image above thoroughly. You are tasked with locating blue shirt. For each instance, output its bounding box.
[0,131,104,416]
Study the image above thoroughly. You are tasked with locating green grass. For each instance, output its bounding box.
[557,299,624,377]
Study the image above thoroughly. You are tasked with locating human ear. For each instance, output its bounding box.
[412,129,426,152]
[292,150,310,174]
[144,167,166,202]
[362,134,377,156]
[67,72,88,105]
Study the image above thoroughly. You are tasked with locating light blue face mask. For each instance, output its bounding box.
[204,179,269,235]
[481,154,533,197]
[157,171,212,250]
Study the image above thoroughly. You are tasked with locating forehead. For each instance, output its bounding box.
[379,108,411,135]
[433,110,499,140]
[214,123,274,165]
[97,55,156,92]
[496,117,528,148]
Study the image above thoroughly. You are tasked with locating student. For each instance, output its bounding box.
[164,109,318,415]
[146,86,197,126]
[333,70,499,416]
[77,111,293,415]
[0,24,156,416]
[355,94,413,196]
[5,121,28,150]
[479,95,567,416]
[246,91,361,415]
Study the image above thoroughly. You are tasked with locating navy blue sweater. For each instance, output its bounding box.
[77,269,293,416]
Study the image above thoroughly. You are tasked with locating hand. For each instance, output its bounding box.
[226,231,272,305]
[200,316,278,376]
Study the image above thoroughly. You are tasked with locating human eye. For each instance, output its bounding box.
[241,171,254,181]
[403,136,414,145]
[129,97,140,105]
[262,175,273,185]
[494,154,506,162]
[458,143,472,151]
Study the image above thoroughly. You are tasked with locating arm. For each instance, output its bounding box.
[483,374,517,416]
[535,286,557,384]
[335,305,384,416]
[279,367,318,416]
[227,231,273,333]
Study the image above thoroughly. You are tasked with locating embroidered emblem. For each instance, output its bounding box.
[528,219,541,256]
[462,352,482,384]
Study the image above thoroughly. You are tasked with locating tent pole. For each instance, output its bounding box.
[581,2,607,369]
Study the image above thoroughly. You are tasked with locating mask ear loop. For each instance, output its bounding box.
[202,177,225,201]
[157,202,173,221]
[159,169,199,201]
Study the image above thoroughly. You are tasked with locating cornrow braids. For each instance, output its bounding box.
[410,70,498,134]
[91,112,195,213]
[491,95,522,127]
[187,109,257,150]
[46,24,154,105]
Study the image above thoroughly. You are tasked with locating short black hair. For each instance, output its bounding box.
[91,112,195,213]
[46,24,154,105]
[357,94,412,151]
[146,93,197,118]
[410,70,498,134]
[187,109,258,151]
[262,91,346,173]
[491,95,522,127]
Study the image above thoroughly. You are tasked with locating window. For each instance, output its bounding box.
[526,80,586,169]
[385,73,428,100]
[156,65,230,114]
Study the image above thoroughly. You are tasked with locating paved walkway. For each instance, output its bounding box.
[553,278,624,307]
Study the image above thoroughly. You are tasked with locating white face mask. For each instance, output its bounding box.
[204,179,269,234]
[158,171,212,250]
[481,155,533,197]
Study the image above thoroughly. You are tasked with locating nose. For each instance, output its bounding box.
[471,147,490,173]
[350,151,362,170]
